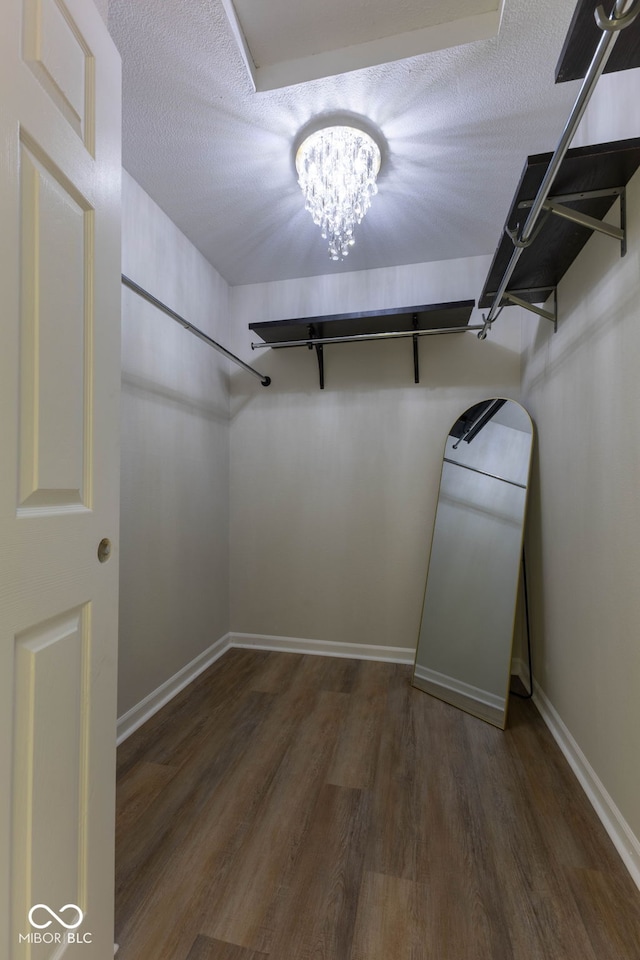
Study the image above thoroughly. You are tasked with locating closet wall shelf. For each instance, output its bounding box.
[478,137,640,320]
[556,0,640,82]
[249,300,477,389]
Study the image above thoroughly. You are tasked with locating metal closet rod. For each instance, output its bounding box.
[121,274,271,386]
[251,324,484,350]
[480,0,640,340]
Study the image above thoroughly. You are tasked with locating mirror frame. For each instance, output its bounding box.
[412,397,534,728]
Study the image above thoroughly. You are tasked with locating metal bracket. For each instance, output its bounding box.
[517,185,628,257]
[517,186,624,208]
[507,209,551,248]
[315,344,325,390]
[543,196,626,252]
[412,313,420,383]
[503,288,557,331]
[307,324,325,389]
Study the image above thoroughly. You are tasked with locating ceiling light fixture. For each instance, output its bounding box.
[295,124,381,261]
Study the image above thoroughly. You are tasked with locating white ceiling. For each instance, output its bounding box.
[221,0,502,90]
[108,0,583,287]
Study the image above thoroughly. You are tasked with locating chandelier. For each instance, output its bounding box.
[295,124,381,261]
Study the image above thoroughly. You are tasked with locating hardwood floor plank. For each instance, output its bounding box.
[349,871,428,960]
[326,659,389,789]
[116,648,271,776]
[566,865,640,960]
[200,689,350,952]
[115,651,640,960]
[267,782,370,960]
[115,760,177,845]
[245,649,304,693]
[115,688,273,936]
[185,935,268,960]
[464,706,601,960]
[506,697,625,871]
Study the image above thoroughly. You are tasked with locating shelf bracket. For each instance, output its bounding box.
[412,313,420,383]
[307,324,325,389]
[503,288,557,331]
[542,191,626,255]
[315,343,325,390]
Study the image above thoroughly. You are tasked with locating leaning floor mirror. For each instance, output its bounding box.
[413,398,534,728]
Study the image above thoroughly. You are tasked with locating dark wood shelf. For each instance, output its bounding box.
[478,137,640,311]
[249,301,476,389]
[249,300,475,345]
[556,0,640,83]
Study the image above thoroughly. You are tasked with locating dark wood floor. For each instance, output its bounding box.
[115,650,640,960]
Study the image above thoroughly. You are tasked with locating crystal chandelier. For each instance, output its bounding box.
[295,124,381,261]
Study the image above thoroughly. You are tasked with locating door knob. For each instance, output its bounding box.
[97,538,112,563]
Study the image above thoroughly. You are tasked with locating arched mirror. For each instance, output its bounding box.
[413,398,534,728]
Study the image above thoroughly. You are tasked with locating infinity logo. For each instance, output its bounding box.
[28,904,84,930]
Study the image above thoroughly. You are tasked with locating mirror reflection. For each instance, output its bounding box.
[413,399,534,728]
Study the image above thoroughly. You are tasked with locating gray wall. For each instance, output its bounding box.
[228,258,524,652]
[522,70,640,848]
[118,172,230,716]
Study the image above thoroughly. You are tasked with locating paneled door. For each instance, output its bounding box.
[0,1,121,957]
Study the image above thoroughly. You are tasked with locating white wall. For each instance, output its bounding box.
[522,70,640,850]
[119,172,230,716]
[228,258,524,652]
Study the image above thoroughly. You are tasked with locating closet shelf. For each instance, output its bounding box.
[249,300,477,389]
[478,137,640,321]
[556,0,640,82]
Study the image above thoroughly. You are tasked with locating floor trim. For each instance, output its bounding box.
[230,632,416,664]
[117,633,414,744]
[533,681,640,891]
[116,633,232,744]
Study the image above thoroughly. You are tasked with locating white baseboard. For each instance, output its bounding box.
[229,632,416,664]
[116,633,232,744]
[116,632,414,744]
[510,656,531,688]
[533,681,640,891]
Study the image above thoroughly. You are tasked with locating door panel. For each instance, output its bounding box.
[23,0,95,148]
[13,606,90,926]
[19,137,93,511]
[0,0,121,957]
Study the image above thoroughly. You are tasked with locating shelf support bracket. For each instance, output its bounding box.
[412,313,420,384]
[503,289,557,330]
[315,343,325,390]
[542,194,626,253]
[307,324,325,389]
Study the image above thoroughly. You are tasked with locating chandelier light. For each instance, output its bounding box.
[295,124,381,261]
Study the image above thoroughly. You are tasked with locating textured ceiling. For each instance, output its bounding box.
[222,0,502,89]
[108,0,582,286]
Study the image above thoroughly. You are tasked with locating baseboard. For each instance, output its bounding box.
[116,633,232,744]
[116,632,414,744]
[533,681,640,891]
[229,632,416,664]
[510,656,531,688]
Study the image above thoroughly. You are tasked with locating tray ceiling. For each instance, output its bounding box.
[108,0,589,286]
[221,0,503,90]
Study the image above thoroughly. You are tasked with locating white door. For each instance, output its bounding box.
[0,0,121,957]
